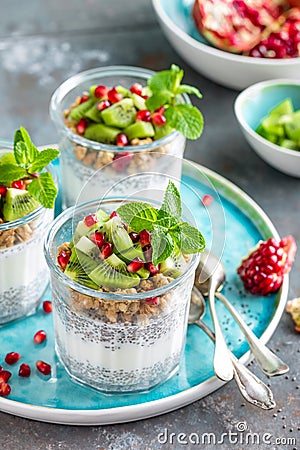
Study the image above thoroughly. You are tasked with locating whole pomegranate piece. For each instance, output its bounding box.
[192,0,286,53]
[248,8,300,58]
[237,235,296,295]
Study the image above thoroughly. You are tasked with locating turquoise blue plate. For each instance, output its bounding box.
[0,161,288,425]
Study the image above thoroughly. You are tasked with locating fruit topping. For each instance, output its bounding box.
[237,235,296,295]
[36,360,51,376]
[140,229,151,248]
[286,297,300,331]
[0,186,7,196]
[57,250,71,270]
[0,382,11,397]
[0,370,12,383]
[90,231,105,247]
[33,330,47,344]
[65,65,204,145]
[11,179,25,190]
[43,300,52,313]
[18,363,31,377]
[127,257,145,273]
[5,352,21,365]
[84,214,98,227]
[100,242,114,259]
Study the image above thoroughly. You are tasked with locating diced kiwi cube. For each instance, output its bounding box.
[84,123,120,144]
[124,121,155,141]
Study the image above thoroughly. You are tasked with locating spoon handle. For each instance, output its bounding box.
[208,280,234,382]
[195,319,276,410]
[216,292,289,377]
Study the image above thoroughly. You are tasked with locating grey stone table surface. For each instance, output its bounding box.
[0,1,299,449]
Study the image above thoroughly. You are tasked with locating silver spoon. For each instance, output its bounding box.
[197,252,234,382]
[195,251,289,377]
[189,288,276,410]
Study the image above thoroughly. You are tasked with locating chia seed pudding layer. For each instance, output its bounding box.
[51,274,192,393]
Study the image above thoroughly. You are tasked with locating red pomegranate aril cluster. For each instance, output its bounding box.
[238,235,296,295]
[5,352,21,365]
[18,363,31,378]
[43,300,52,314]
[57,250,71,270]
[36,360,51,376]
[33,330,47,344]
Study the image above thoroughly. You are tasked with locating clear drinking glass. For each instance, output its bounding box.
[0,143,56,325]
[50,66,188,209]
[44,198,199,393]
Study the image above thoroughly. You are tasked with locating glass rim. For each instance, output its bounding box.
[44,197,200,301]
[0,141,57,230]
[49,65,189,153]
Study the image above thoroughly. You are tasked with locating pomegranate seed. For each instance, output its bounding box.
[79,94,89,104]
[141,95,149,100]
[136,110,151,122]
[130,83,143,95]
[143,244,153,263]
[155,106,165,115]
[129,232,139,243]
[140,229,151,247]
[11,179,25,190]
[100,242,113,259]
[36,360,51,376]
[202,194,213,206]
[116,133,128,147]
[145,297,160,306]
[43,300,52,313]
[107,87,123,103]
[0,370,12,383]
[127,257,144,273]
[76,118,88,135]
[30,172,40,178]
[5,352,21,365]
[33,330,47,344]
[146,262,160,275]
[90,231,105,247]
[110,211,118,218]
[18,363,31,377]
[0,382,11,397]
[84,214,98,227]
[0,186,7,196]
[94,85,108,99]
[96,100,111,111]
[151,112,167,126]
[57,250,70,270]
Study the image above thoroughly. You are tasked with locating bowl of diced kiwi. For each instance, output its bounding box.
[234,79,300,178]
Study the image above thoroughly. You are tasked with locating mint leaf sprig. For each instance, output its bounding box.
[146,64,204,140]
[117,181,205,265]
[0,127,60,209]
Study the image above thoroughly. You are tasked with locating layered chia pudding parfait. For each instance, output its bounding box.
[0,129,59,324]
[50,64,203,208]
[44,181,205,393]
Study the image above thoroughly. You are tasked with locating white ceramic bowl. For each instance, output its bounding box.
[234,79,300,178]
[152,0,300,90]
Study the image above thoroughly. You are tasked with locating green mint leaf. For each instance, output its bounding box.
[28,148,60,173]
[145,92,172,112]
[117,202,158,232]
[176,84,202,98]
[156,210,178,229]
[27,172,58,209]
[160,180,182,219]
[178,222,205,254]
[170,64,184,91]
[14,127,39,168]
[0,164,27,184]
[169,227,182,257]
[151,225,174,265]
[165,104,204,140]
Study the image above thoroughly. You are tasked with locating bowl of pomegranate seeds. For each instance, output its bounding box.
[234,79,300,177]
[152,0,300,89]
[50,65,204,209]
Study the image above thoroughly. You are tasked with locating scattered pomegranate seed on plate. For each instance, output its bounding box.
[33,330,47,344]
[202,194,213,206]
[0,370,12,383]
[36,360,51,376]
[43,300,52,314]
[18,363,31,378]
[5,352,21,365]
[0,382,11,397]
